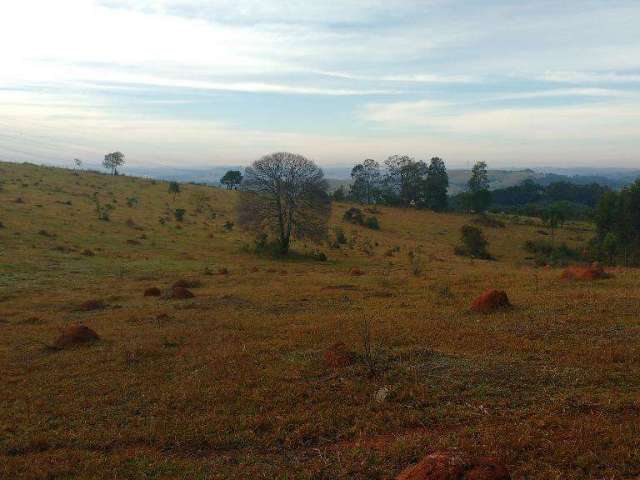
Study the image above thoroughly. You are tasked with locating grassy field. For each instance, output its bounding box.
[1,161,639,479]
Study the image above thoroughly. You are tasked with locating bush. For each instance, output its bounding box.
[524,239,582,266]
[343,207,365,225]
[365,216,380,230]
[455,225,492,259]
[334,227,347,245]
[174,208,186,222]
[310,250,328,262]
[223,221,234,231]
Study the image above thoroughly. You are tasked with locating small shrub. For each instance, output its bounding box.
[343,207,365,225]
[310,250,327,262]
[223,221,234,231]
[334,227,347,245]
[455,225,492,259]
[126,197,139,208]
[174,208,186,222]
[365,216,380,230]
[410,255,423,276]
[524,239,581,266]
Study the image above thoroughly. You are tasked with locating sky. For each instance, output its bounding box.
[1,0,639,169]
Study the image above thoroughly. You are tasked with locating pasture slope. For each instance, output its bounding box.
[0,161,639,479]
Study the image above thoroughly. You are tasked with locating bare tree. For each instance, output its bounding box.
[237,152,331,255]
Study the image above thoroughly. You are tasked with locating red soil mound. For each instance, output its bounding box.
[324,342,356,368]
[396,452,510,480]
[218,268,229,275]
[172,278,201,289]
[350,267,365,276]
[165,286,194,299]
[78,299,105,311]
[561,262,610,281]
[54,325,100,349]
[143,287,162,297]
[471,290,511,313]
[250,266,259,273]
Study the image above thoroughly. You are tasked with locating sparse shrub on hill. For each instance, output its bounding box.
[343,207,380,230]
[91,193,110,221]
[343,207,365,225]
[524,239,581,266]
[237,152,331,255]
[455,225,492,259]
[168,181,180,200]
[365,216,380,230]
[310,250,327,261]
[191,191,210,213]
[223,221,234,231]
[126,197,138,208]
[334,227,347,245]
[174,208,186,222]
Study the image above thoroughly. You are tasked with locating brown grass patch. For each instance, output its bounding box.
[561,262,610,281]
[77,299,105,311]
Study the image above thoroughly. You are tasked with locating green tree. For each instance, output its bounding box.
[349,159,381,204]
[602,232,618,265]
[168,181,180,201]
[103,152,125,175]
[542,202,568,245]
[423,157,449,211]
[467,161,491,213]
[384,155,427,207]
[332,185,347,202]
[220,170,243,190]
[456,225,491,259]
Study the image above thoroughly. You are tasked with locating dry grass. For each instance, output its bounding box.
[1,161,639,479]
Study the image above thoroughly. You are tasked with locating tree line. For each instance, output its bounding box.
[331,155,491,214]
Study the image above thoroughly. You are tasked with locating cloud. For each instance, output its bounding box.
[1,0,639,167]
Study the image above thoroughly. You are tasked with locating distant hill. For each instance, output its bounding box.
[4,159,638,193]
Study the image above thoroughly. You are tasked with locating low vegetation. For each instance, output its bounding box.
[0,160,638,479]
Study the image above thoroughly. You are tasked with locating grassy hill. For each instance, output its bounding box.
[1,161,639,479]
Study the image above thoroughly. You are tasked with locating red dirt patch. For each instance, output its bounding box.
[164,286,194,299]
[350,267,365,276]
[470,290,511,314]
[324,342,356,369]
[250,266,259,273]
[395,452,511,480]
[172,278,201,289]
[54,325,100,349]
[143,287,162,297]
[78,299,105,311]
[218,267,229,275]
[561,262,610,281]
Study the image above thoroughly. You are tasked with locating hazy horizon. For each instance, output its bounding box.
[1,1,639,168]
